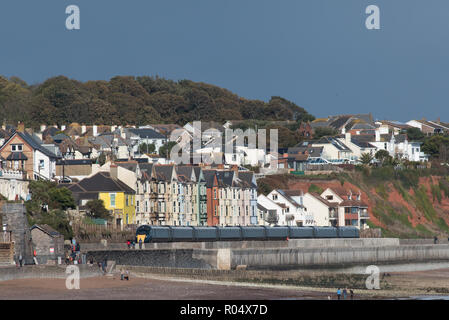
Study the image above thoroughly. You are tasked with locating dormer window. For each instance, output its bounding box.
[326,195,333,200]
[11,144,23,152]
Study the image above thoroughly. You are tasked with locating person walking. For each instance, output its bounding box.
[337,288,341,300]
[18,254,23,267]
[350,289,354,300]
[343,288,347,300]
[127,240,131,249]
[434,236,438,244]
[139,238,143,250]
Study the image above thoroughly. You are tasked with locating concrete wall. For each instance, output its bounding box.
[80,238,399,252]
[85,241,449,271]
[0,265,102,282]
[230,244,449,270]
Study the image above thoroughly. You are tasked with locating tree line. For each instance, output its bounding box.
[0,75,315,129]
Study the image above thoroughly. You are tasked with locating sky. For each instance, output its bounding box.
[1,0,448,121]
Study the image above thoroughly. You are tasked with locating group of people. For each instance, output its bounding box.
[66,242,81,265]
[127,239,144,249]
[336,288,354,300]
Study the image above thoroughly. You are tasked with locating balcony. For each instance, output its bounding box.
[0,170,27,180]
[360,209,370,219]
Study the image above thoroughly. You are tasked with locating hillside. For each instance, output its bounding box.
[0,75,315,128]
[258,167,449,238]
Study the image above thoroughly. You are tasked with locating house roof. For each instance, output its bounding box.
[6,152,28,161]
[115,162,139,173]
[314,137,351,151]
[308,193,339,208]
[30,224,61,237]
[11,132,59,159]
[276,189,304,208]
[67,172,134,193]
[237,171,257,188]
[56,159,92,166]
[176,166,194,182]
[154,165,175,181]
[128,128,166,139]
[203,170,218,188]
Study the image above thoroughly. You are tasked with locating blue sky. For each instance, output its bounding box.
[1,0,448,121]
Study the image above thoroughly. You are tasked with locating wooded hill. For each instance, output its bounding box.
[0,75,315,128]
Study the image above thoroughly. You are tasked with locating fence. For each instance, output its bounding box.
[303,164,343,172]
[72,223,137,243]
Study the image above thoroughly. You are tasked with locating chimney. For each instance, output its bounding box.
[345,132,351,144]
[110,164,118,179]
[17,122,25,133]
[375,129,380,142]
[40,124,47,132]
[93,125,98,137]
[81,125,87,134]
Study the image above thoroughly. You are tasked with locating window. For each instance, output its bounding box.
[11,144,23,152]
[110,194,116,207]
[126,196,129,206]
[39,160,44,169]
[136,201,140,213]
[272,194,278,200]
[326,195,333,200]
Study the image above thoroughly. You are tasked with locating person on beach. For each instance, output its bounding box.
[337,288,341,300]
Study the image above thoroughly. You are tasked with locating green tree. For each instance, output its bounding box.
[159,141,178,158]
[422,135,449,159]
[139,143,156,154]
[313,127,339,139]
[406,127,425,141]
[360,152,374,165]
[85,199,111,220]
[375,150,393,165]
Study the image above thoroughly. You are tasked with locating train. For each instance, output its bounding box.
[135,225,359,243]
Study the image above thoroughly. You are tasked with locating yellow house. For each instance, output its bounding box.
[67,172,136,226]
[99,191,135,226]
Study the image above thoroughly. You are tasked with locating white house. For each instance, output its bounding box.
[303,192,339,227]
[370,129,428,162]
[265,189,310,226]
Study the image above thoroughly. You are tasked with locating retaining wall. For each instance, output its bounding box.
[229,244,449,270]
[81,238,399,252]
[0,265,103,282]
[85,243,449,271]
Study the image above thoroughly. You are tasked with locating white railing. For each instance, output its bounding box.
[0,170,26,180]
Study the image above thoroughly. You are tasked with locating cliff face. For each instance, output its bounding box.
[258,173,449,238]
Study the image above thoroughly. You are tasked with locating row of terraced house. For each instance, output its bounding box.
[65,161,258,227]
